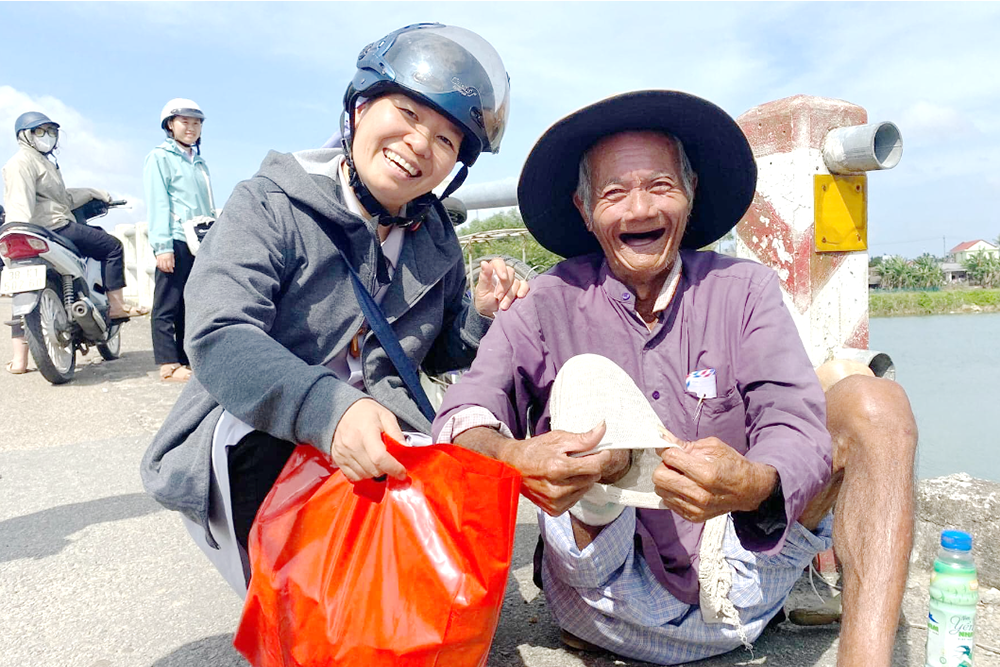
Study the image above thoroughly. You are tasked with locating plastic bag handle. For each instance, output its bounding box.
[350,434,408,503]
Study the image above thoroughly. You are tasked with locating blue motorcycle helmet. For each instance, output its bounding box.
[340,23,510,224]
[14,111,59,137]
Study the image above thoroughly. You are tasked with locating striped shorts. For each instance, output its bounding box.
[539,508,834,665]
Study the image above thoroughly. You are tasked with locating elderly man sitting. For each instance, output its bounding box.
[432,90,916,666]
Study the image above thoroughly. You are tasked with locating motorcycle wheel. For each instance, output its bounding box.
[422,254,539,408]
[468,254,539,290]
[97,323,122,360]
[24,285,76,384]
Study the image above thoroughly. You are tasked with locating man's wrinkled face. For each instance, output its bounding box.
[574,131,695,290]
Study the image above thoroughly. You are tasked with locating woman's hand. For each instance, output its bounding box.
[330,398,407,482]
[473,258,530,318]
[156,253,175,273]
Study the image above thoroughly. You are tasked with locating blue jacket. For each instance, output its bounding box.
[143,139,214,256]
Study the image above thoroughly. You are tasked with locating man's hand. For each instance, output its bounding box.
[156,252,175,274]
[331,398,407,482]
[652,427,778,523]
[504,423,619,516]
[473,258,530,318]
[457,423,614,516]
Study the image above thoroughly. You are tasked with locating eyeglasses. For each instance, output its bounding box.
[31,127,58,138]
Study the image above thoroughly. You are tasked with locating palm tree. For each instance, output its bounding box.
[962,251,1000,288]
[913,254,944,289]
[879,255,913,290]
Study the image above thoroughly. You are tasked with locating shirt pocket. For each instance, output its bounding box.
[681,383,748,452]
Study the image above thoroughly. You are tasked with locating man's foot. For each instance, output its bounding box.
[788,595,842,626]
[160,363,192,383]
[559,630,603,653]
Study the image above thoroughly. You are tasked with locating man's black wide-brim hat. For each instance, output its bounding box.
[517,90,758,258]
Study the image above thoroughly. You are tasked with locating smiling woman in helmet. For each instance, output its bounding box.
[141,24,527,589]
[143,98,216,384]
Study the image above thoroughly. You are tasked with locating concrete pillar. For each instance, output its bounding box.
[735,96,871,367]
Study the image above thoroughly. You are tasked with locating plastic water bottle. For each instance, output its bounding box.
[925,530,978,667]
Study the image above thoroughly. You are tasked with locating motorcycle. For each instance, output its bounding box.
[0,199,128,384]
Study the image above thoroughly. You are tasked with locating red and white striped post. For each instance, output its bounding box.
[735,95,878,365]
[735,96,903,576]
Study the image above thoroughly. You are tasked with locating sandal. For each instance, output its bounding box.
[109,304,150,320]
[160,363,192,383]
[5,362,34,375]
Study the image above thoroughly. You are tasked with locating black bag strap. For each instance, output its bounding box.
[310,194,436,423]
[346,264,436,423]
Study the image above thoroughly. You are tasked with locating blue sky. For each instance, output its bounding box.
[1,1,997,259]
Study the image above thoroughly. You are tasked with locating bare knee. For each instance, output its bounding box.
[826,375,917,467]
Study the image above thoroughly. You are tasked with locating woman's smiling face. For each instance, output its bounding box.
[351,93,464,215]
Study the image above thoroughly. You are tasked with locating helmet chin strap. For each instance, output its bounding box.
[341,106,455,231]
[172,137,202,156]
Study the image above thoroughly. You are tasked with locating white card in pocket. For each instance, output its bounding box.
[685,368,717,399]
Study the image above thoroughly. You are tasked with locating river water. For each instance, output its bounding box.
[869,312,1000,482]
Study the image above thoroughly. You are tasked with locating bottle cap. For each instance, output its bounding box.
[941,530,973,551]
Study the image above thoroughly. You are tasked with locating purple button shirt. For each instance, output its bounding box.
[433,249,832,604]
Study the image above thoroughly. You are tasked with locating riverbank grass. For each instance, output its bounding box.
[871,288,1000,317]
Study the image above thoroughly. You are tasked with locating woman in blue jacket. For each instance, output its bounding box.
[143,98,215,383]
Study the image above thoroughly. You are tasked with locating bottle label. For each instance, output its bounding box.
[926,601,976,667]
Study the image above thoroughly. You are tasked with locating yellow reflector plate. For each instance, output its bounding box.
[814,174,867,252]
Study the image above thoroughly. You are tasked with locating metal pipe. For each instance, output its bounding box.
[822,122,903,173]
[70,298,107,339]
[451,177,518,211]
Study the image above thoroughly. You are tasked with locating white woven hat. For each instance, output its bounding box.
[550,353,669,509]
[549,353,747,637]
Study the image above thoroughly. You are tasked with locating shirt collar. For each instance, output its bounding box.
[599,253,685,314]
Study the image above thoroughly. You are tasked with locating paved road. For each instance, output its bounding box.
[1,297,996,667]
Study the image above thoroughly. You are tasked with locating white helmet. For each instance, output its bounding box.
[160,98,205,132]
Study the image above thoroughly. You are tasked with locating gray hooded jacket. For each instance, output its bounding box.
[140,148,490,546]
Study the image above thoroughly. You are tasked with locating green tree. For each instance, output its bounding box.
[878,255,914,290]
[964,251,1000,288]
[912,253,944,289]
[458,209,561,273]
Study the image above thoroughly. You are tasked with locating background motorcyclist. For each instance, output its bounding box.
[1,111,144,375]
[143,98,215,383]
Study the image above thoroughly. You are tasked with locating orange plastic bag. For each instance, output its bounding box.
[233,435,521,667]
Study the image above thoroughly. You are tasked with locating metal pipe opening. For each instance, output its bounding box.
[823,122,903,173]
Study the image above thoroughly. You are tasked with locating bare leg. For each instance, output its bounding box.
[799,375,917,667]
[570,515,606,550]
[9,336,29,372]
[107,289,127,317]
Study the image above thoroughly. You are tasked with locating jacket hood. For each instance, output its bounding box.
[252,148,460,279]
[257,148,352,223]
[17,135,52,158]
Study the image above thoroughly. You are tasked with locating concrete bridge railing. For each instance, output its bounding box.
[113,221,155,311]
[914,473,1000,588]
